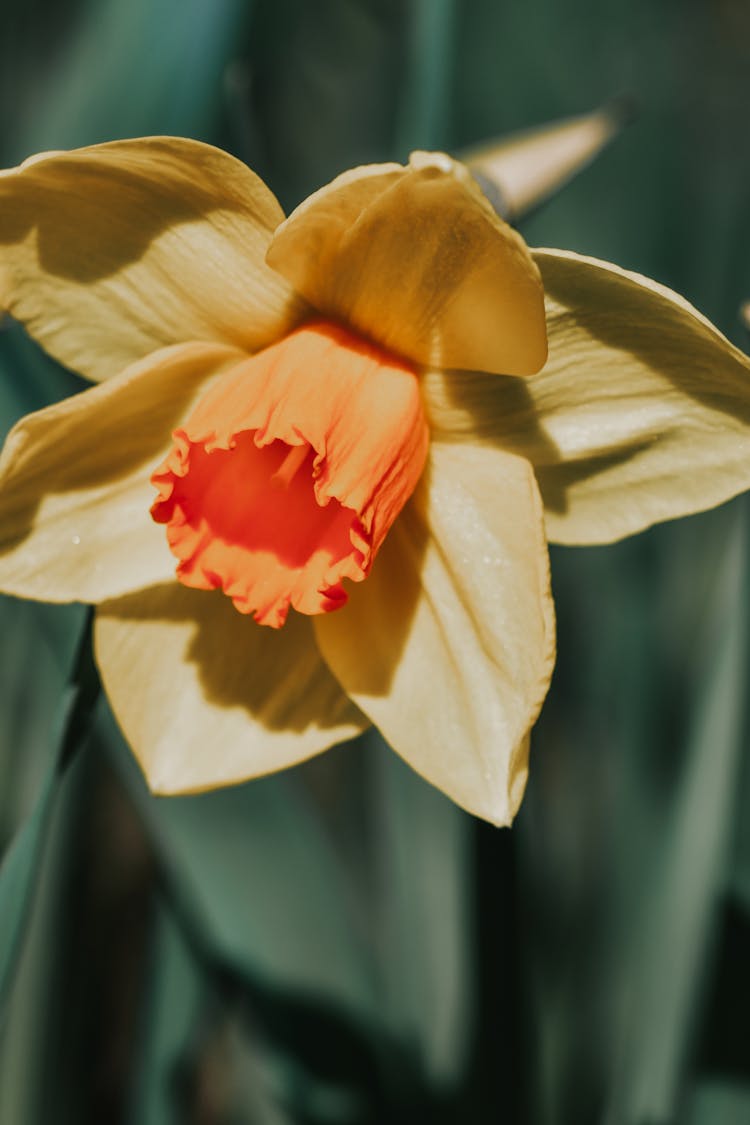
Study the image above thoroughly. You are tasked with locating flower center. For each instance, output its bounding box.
[151,321,429,627]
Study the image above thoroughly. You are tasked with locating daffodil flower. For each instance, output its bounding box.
[1,138,749,825]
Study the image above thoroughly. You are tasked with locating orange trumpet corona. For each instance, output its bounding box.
[151,321,429,627]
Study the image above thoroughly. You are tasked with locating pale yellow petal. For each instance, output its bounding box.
[424,248,750,544]
[0,341,243,603]
[95,584,368,794]
[314,443,555,825]
[0,136,307,381]
[267,152,547,376]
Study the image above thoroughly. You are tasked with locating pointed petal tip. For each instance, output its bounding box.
[459,98,636,220]
[454,742,530,827]
[604,92,639,129]
[479,800,514,830]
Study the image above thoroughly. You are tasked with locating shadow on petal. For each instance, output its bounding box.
[97,581,361,735]
[537,253,750,428]
[425,365,553,442]
[314,465,430,697]
[424,362,709,519]
[534,437,659,515]
[423,366,565,491]
[1,153,250,284]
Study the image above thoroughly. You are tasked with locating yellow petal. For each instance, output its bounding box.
[267,152,547,376]
[0,137,306,382]
[0,341,243,603]
[314,443,555,825]
[424,249,750,544]
[264,158,407,261]
[95,584,368,793]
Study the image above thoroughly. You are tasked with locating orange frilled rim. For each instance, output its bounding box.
[150,321,430,627]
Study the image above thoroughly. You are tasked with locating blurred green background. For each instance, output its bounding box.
[1,1,749,1122]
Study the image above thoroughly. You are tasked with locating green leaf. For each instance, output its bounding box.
[111,724,474,1117]
[684,1079,750,1125]
[0,753,58,1020]
[128,904,208,1125]
[0,734,90,1125]
[607,511,748,1123]
[0,615,98,1021]
[108,718,380,1026]
[7,0,252,157]
[395,0,456,152]
[369,734,473,1090]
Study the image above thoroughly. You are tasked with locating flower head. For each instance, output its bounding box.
[150,320,430,626]
[1,137,749,824]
